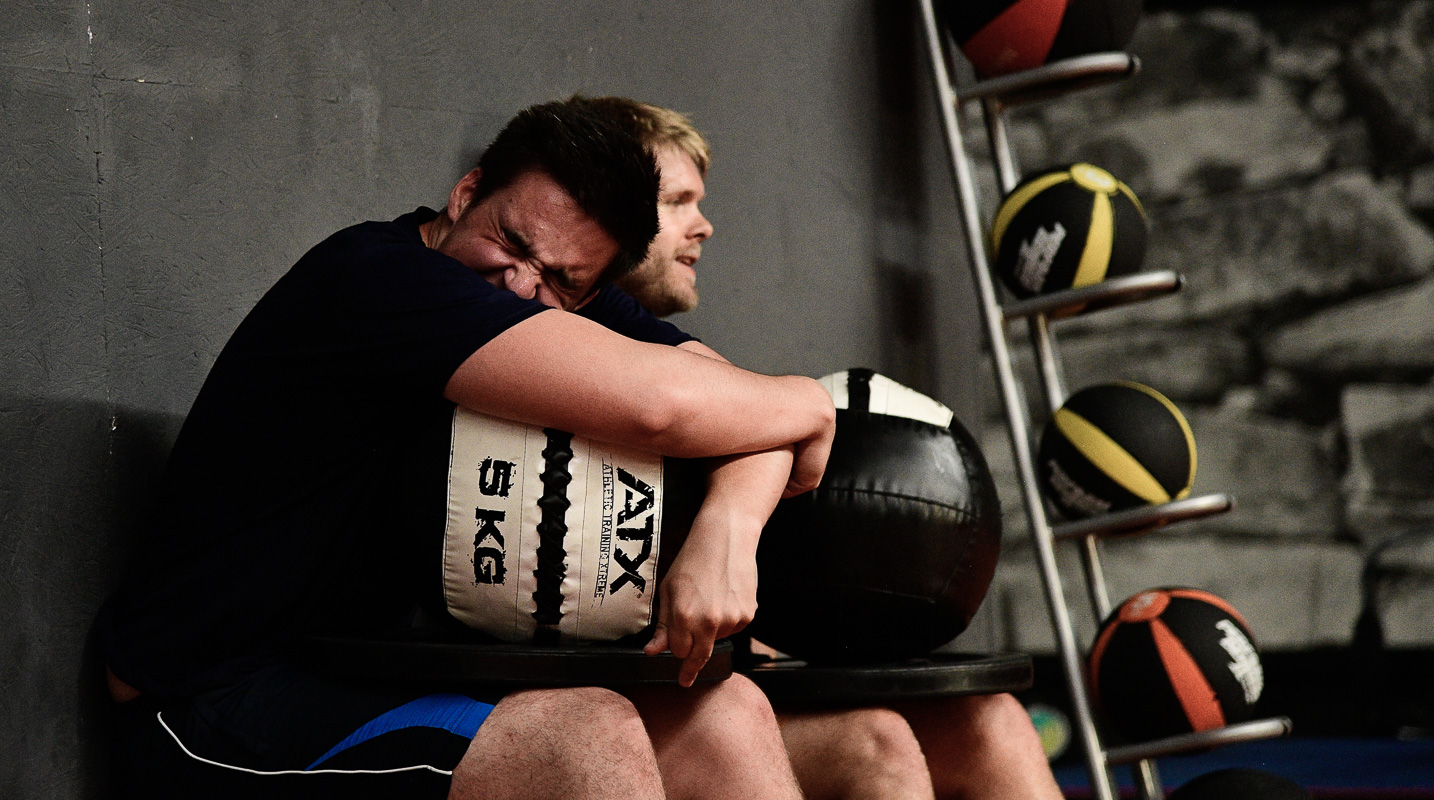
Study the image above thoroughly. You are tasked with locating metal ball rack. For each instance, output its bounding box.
[913,4,1293,798]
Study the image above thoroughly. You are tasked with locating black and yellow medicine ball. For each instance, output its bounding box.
[939,0,1144,79]
[750,369,1003,663]
[1038,381,1194,519]
[991,163,1147,299]
[1089,588,1264,742]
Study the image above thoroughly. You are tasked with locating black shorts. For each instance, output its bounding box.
[111,660,507,800]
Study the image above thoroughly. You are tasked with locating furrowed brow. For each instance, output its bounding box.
[502,225,534,257]
[546,266,578,291]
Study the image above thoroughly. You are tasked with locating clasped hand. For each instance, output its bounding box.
[643,526,758,687]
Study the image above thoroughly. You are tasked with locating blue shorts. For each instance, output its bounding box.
[111,660,506,799]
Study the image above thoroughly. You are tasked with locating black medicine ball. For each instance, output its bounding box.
[1168,768,1311,800]
[750,370,1003,663]
[1038,381,1195,520]
[991,163,1147,300]
[940,0,1144,79]
[1089,588,1264,743]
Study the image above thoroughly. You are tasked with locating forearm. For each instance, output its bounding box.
[445,310,833,459]
[649,446,795,679]
[686,447,795,560]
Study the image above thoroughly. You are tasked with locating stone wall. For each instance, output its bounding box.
[964,2,1434,654]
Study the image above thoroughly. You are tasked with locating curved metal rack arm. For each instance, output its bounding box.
[1053,494,1235,541]
[1106,718,1296,765]
[1002,271,1185,322]
[963,52,1141,107]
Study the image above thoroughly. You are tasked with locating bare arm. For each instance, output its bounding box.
[641,339,797,683]
[444,310,833,483]
[645,446,794,685]
[447,313,833,682]
[676,339,827,497]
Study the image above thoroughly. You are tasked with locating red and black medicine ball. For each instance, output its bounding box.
[939,0,1144,79]
[1089,588,1264,742]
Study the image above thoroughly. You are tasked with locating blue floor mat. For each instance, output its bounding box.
[1054,737,1434,797]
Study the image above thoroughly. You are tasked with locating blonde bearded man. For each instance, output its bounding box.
[595,96,1064,800]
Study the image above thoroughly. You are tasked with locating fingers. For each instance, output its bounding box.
[644,623,669,656]
[650,613,708,688]
[667,616,695,661]
[651,605,733,688]
[679,635,715,688]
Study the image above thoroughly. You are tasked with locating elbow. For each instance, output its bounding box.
[626,380,706,457]
[801,376,838,434]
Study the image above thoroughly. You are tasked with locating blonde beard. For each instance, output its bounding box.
[619,260,698,318]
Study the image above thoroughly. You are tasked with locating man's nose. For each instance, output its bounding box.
[505,265,539,299]
[692,212,713,242]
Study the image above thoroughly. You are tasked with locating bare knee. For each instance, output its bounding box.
[508,685,643,722]
[451,687,660,800]
[897,693,1062,800]
[628,675,801,800]
[966,692,1026,723]
[841,707,927,767]
[945,693,1036,747]
[780,707,932,800]
[497,685,646,742]
[635,674,785,763]
[704,673,780,728]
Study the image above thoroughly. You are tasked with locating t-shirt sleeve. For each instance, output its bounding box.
[240,232,550,402]
[337,244,550,394]
[576,285,697,347]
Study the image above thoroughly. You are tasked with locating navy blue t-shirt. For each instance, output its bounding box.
[100,208,693,700]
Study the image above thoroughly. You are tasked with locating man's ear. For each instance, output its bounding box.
[447,168,483,221]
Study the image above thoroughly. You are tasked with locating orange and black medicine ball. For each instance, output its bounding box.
[750,370,1003,663]
[938,0,1144,79]
[1038,381,1195,519]
[991,163,1147,300]
[1089,588,1265,742]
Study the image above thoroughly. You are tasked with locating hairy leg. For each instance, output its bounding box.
[449,686,664,800]
[625,675,802,800]
[777,706,936,800]
[891,693,1062,800]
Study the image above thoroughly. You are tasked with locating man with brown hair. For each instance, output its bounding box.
[100,96,822,800]
[599,95,1064,800]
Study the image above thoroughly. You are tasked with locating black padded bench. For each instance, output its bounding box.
[297,632,1033,701]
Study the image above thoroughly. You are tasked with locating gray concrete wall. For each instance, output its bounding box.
[0,2,981,796]
[8,0,1434,796]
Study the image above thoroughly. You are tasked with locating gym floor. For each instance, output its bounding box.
[1054,737,1434,798]
[1022,649,1434,798]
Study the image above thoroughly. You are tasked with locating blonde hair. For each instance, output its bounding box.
[582,96,711,177]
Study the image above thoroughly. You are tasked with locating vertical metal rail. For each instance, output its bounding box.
[914,3,1115,798]
[969,33,1164,800]
[1134,760,1165,800]
[981,98,1122,630]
